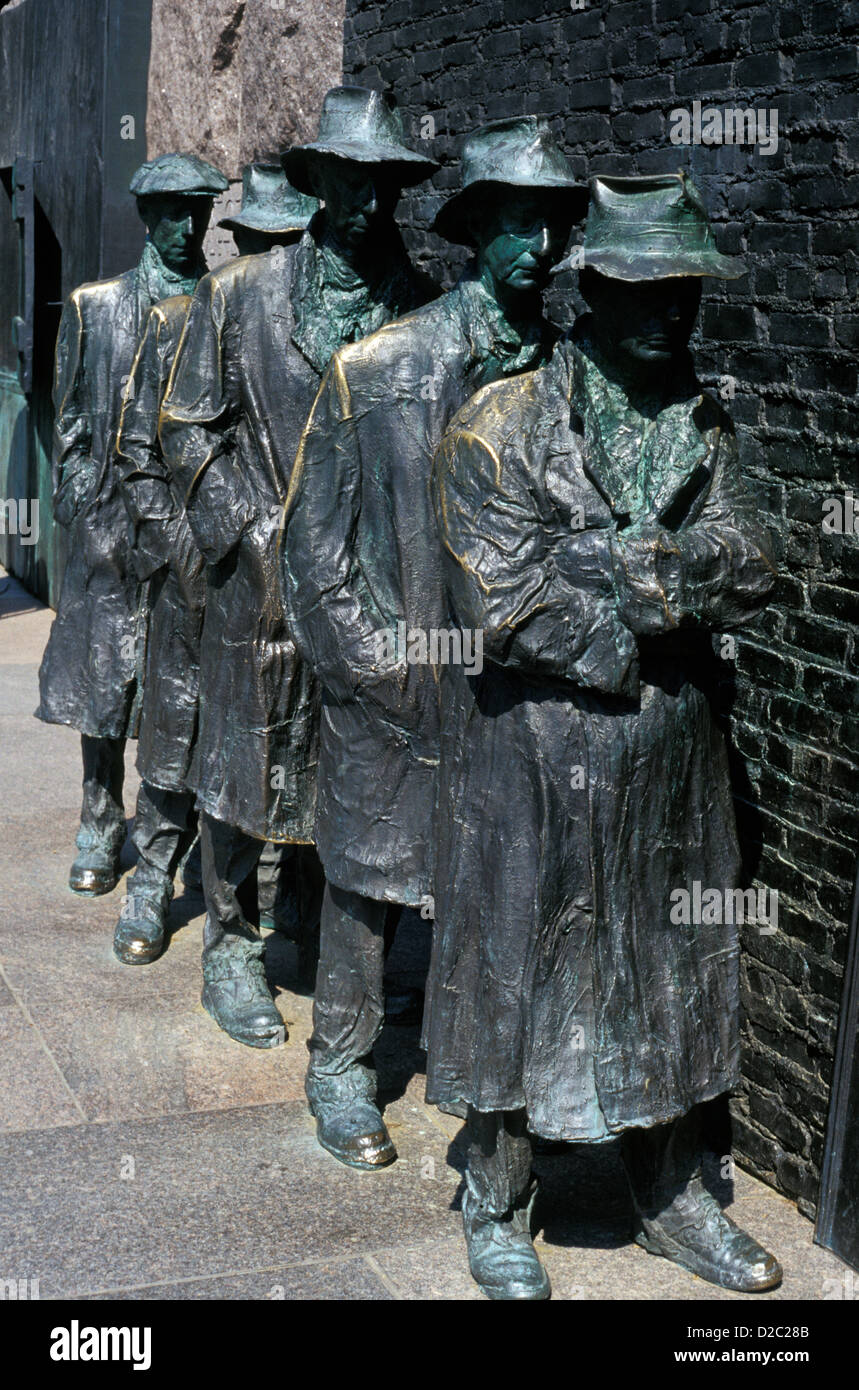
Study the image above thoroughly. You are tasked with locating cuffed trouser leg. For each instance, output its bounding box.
[79,734,126,852]
[307,883,401,1079]
[465,1108,534,1216]
[198,811,283,1047]
[131,781,197,890]
[461,1107,548,1299]
[199,810,264,958]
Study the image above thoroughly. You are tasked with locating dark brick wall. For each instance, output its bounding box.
[344,0,859,1217]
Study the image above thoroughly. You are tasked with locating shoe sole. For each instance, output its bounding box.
[113,944,163,966]
[69,882,118,897]
[316,1131,397,1171]
[200,991,285,1049]
[635,1232,783,1292]
[480,1281,551,1301]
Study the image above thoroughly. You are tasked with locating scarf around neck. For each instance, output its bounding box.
[290,214,420,375]
[568,316,709,526]
[457,272,557,388]
[137,239,205,308]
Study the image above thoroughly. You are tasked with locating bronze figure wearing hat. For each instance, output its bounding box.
[159,87,438,1049]
[219,162,319,257]
[281,117,585,1171]
[110,290,204,963]
[426,172,782,1298]
[36,153,227,898]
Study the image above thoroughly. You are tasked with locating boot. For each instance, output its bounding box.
[69,835,123,896]
[201,936,285,1048]
[462,1176,550,1301]
[113,869,172,964]
[305,1060,396,1170]
[623,1110,783,1293]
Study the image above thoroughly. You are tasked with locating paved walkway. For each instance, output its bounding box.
[0,566,852,1301]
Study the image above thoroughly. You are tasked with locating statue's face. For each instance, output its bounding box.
[311,159,401,253]
[583,271,702,365]
[471,191,572,294]
[140,194,212,272]
[232,227,301,257]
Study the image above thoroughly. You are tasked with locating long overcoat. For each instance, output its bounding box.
[115,293,203,791]
[282,274,557,905]
[424,329,777,1140]
[37,244,199,738]
[160,225,431,843]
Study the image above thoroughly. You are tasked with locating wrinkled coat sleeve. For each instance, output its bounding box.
[609,417,777,636]
[432,425,639,696]
[159,276,252,565]
[52,292,93,529]
[282,352,405,706]
[116,307,197,585]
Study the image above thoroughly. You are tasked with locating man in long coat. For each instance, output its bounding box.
[160,88,438,1048]
[282,118,585,1169]
[219,163,322,949]
[427,174,782,1298]
[37,154,227,896]
[112,167,318,965]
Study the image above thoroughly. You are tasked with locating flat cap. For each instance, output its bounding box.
[130,153,228,198]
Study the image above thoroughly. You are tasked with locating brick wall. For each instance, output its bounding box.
[344,0,859,1217]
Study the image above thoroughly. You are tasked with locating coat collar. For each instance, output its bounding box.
[289,211,422,375]
[453,271,558,386]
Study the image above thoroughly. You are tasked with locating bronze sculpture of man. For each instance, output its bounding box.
[37,154,228,897]
[160,87,438,1047]
[221,162,321,951]
[282,118,585,1170]
[218,161,318,257]
[112,164,317,966]
[427,173,782,1299]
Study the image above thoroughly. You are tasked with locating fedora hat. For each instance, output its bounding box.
[130,152,228,199]
[556,171,743,280]
[219,162,319,235]
[282,87,438,194]
[432,117,586,246]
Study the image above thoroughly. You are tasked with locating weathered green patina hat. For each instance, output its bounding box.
[432,117,586,246]
[564,171,743,280]
[218,162,319,234]
[130,152,228,198]
[283,87,439,194]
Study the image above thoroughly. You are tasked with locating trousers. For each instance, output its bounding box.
[131,781,197,890]
[78,734,126,852]
[307,883,401,1078]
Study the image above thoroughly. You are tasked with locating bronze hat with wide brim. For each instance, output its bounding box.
[557,171,743,280]
[282,87,439,194]
[130,152,228,198]
[432,117,587,246]
[219,162,319,235]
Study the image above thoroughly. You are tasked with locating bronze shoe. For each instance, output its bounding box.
[462,1181,551,1301]
[201,942,285,1048]
[69,844,121,896]
[633,1176,783,1292]
[305,1064,397,1170]
[113,876,171,965]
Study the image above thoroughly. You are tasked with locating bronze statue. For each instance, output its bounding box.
[37,154,227,897]
[159,88,438,1047]
[111,165,317,966]
[282,118,585,1169]
[218,161,319,257]
[222,165,320,951]
[427,173,782,1298]
[111,291,203,962]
